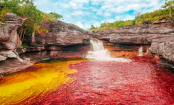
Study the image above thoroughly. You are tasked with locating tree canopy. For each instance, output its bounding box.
[162,0,174,17]
[49,12,63,20]
[0,0,63,43]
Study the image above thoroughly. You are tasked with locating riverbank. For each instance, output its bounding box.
[0,59,33,76]
[1,13,174,75]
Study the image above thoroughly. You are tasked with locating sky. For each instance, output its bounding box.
[34,0,165,30]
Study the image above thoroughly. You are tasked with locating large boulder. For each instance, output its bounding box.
[0,13,26,50]
[0,13,26,61]
[31,21,90,46]
[149,37,174,62]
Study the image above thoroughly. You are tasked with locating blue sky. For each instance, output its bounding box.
[34,0,165,30]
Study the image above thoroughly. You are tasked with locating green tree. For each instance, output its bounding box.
[90,25,96,30]
[162,0,174,17]
[49,12,63,20]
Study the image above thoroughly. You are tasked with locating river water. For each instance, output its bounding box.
[0,40,174,105]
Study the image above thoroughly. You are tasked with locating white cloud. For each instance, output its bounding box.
[34,0,58,12]
[71,11,91,16]
[104,12,111,17]
[83,23,91,29]
[34,0,164,30]
[115,14,135,21]
[71,0,89,4]
[75,21,91,29]
[93,21,101,27]
[90,7,98,12]
[69,2,78,8]
[97,0,163,14]
[75,21,84,28]
[101,19,115,23]
[71,11,84,16]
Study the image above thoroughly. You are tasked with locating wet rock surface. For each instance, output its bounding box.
[92,24,174,62]
[0,59,33,75]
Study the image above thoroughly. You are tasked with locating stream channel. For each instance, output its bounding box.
[0,40,174,105]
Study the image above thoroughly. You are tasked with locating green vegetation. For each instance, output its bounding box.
[22,44,38,48]
[0,0,63,43]
[49,12,63,20]
[21,44,29,48]
[90,0,174,30]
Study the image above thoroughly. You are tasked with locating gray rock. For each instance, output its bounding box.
[92,24,174,62]
[0,13,26,62]
[0,55,6,61]
[0,51,18,58]
[0,13,26,50]
[31,21,90,46]
[149,37,174,62]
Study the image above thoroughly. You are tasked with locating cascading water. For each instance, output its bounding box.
[146,48,149,55]
[138,46,143,56]
[86,39,131,62]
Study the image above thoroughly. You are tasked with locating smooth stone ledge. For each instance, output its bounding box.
[0,59,33,75]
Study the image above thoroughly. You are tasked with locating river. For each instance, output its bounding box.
[0,40,174,105]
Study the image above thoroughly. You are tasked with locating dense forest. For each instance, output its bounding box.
[90,0,174,30]
[0,0,63,44]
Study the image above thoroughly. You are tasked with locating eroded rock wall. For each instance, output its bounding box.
[30,21,90,46]
[21,21,91,59]
[0,13,26,61]
[92,24,174,62]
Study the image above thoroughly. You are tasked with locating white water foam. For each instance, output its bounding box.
[138,46,143,56]
[86,39,131,62]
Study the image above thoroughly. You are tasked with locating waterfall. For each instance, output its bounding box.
[86,39,131,62]
[138,46,143,56]
[90,40,105,51]
[146,49,149,55]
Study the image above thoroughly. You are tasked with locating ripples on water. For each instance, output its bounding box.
[0,39,174,104]
[0,59,174,105]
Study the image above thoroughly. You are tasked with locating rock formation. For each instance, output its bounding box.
[0,13,33,75]
[92,24,174,62]
[21,21,91,60]
[0,13,26,61]
[0,13,91,75]
[1,12,174,74]
[33,21,90,46]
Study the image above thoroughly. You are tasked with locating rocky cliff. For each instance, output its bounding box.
[92,24,174,63]
[33,21,90,46]
[20,21,91,60]
[0,13,91,75]
[0,13,33,75]
[0,13,26,61]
